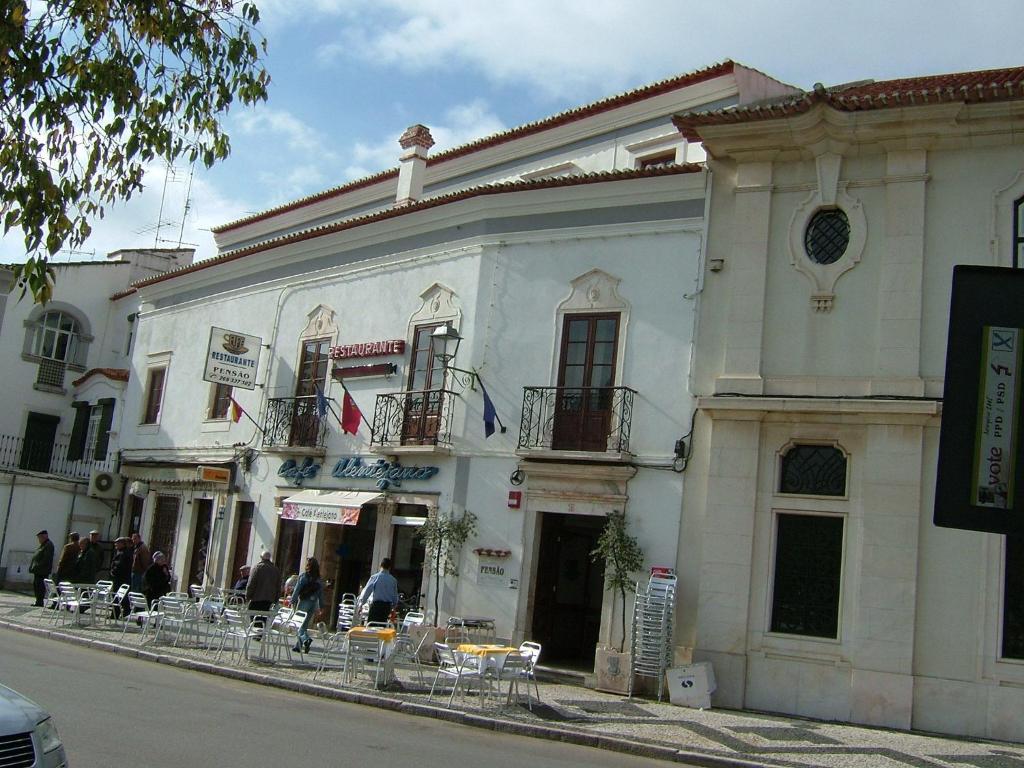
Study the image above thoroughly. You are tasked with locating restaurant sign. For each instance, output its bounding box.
[277,458,321,487]
[203,326,262,390]
[329,339,405,360]
[330,456,439,490]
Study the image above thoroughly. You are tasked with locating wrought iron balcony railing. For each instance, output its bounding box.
[263,396,328,450]
[517,386,636,454]
[0,434,111,479]
[370,388,456,448]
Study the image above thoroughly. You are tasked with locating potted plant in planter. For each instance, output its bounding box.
[591,509,644,694]
[413,508,477,657]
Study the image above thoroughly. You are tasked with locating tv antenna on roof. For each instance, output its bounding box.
[141,162,198,248]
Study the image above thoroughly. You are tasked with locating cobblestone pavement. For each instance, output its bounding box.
[2,591,1023,768]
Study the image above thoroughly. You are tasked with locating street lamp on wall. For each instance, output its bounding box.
[430,322,476,392]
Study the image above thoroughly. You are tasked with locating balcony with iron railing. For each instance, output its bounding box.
[517,385,636,460]
[262,396,328,453]
[369,387,456,454]
[0,434,112,480]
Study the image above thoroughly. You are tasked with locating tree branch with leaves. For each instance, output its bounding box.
[0,0,269,302]
[591,509,645,653]
[416,509,477,625]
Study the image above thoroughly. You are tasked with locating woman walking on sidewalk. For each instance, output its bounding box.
[291,557,323,653]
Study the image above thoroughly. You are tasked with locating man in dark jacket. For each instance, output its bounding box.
[74,537,100,583]
[29,530,54,606]
[55,532,80,583]
[108,537,133,617]
[245,552,280,630]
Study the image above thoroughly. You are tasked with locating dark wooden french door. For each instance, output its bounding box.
[229,501,254,581]
[402,324,445,444]
[531,512,606,667]
[291,337,330,446]
[553,314,619,451]
[150,495,180,564]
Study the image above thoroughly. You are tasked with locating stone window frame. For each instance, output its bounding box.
[786,153,867,312]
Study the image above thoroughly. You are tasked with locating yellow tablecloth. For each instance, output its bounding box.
[350,626,397,642]
[457,644,518,656]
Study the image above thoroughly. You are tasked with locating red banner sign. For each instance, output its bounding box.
[328,340,405,360]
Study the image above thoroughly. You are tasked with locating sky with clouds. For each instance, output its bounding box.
[5,0,1023,265]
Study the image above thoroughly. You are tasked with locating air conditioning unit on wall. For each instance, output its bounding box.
[88,468,123,499]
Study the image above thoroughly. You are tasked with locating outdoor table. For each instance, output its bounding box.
[448,616,496,643]
[348,627,397,687]
[456,644,518,671]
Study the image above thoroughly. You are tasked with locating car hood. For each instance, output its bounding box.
[0,684,45,734]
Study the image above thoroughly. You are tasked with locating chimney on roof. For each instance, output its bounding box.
[396,124,434,206]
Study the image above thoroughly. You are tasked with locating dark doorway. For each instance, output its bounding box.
[229,501,255,583]
[553,314,619,451]
[20,412,59,473]
[150,495,180,563]
[320,505,378,626]
[187,499,214,588]
[531,512,606,668]
[275,518,306,585]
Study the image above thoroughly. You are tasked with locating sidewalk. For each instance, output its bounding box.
[1,590,1021,768]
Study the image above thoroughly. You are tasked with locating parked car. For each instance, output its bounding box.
[0,683,67,767]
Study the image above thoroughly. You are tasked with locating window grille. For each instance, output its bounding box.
[1003,535,1024,659]
[804,209,850,265]
[780,444,847,496]
[770,513,844,638]
[35,357,66,388]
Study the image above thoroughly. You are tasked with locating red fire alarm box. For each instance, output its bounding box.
[507,490,522,509]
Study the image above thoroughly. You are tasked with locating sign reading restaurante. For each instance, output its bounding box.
[328,339,405,359]
[203,326,263,390]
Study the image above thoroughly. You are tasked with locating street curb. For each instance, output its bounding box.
[0,618,755,768]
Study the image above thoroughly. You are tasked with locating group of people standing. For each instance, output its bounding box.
[27,528,172,610]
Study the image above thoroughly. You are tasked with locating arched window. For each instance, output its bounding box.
[779,444,847,496]
[32,311,80,362]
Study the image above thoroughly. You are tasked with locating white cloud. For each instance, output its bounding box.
[280,0,1024,100]
[233,107,335,159]
[342,99,506,180]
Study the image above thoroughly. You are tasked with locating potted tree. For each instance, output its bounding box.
[414,508,477,658]
[591,509,645,694]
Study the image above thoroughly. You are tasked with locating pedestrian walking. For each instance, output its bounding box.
[29,530,54,607]
[356,558,399,625]
[245,551,280,631]
[290,557,324,653]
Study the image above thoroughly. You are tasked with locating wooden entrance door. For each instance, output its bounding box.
[553,314,619,451]
[402,324,445,444]
[530,512,606,667]
[150,495,180,563]
[229,502,254,582]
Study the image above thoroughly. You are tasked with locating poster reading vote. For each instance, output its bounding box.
[973,326,1023,509]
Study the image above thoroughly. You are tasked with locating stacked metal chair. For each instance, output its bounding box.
[629,572,676,701]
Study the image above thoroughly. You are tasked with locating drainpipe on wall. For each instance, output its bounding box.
[0,475,16,581]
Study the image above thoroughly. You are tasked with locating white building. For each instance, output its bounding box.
[117,62,796,667]
[0,249,193,586]
[677,66,1024,739]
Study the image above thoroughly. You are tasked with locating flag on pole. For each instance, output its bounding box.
[341,391,361,435]
[229,397,244,424]
[314,384,329,420]
[480,380,498,438]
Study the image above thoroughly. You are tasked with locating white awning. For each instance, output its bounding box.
[280,490,382,525]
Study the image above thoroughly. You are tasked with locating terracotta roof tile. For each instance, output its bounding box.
[136,165,703,290]
[72,368,129,387]
[674,64,1024,139]
[213,61,735,234]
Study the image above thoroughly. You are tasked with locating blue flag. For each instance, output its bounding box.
[480,380,497,438]
[315,385,329,419]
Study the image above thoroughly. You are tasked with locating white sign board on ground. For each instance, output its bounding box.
[203,327,262,390]
[666,661,717,709]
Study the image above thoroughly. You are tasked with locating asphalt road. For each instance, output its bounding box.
[0,628,681,768]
